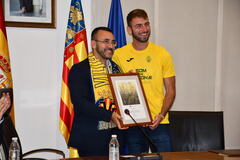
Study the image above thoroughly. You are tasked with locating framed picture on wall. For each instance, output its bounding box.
[4,0,55,28]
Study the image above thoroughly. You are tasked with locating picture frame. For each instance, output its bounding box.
[108,73,152,127]
[4,0,55,28]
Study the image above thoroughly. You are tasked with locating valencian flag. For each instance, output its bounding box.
[0,0,14,122]
[59,0,88,157]
[108,0,126,49]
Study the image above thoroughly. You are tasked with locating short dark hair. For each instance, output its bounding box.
[91,27,113,40]
[127,9,148,26]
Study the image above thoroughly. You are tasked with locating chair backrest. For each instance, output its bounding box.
[22,148,65,160]
[169,111,225,152]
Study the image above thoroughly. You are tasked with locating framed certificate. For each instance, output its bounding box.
[108,73,152,127]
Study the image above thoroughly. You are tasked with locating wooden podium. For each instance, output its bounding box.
[59,150,240,160]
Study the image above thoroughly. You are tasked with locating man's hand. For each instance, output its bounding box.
[128,69,134,73]
[0,93,11,120]
[149,114,164,130]
[111,112,128,130]
[149,76,176,130]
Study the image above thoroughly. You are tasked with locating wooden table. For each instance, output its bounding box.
[60,150,240,160]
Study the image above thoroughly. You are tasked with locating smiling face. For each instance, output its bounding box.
[127,17,151,43]
[91,30,116,64]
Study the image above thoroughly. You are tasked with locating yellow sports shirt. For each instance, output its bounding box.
[113,42,175,124]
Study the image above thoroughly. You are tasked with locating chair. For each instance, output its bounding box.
[22,148,65,160]
[1,115,65,160]
[169,111,225,152]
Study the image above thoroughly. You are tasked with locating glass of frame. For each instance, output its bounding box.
[108,73,152,127]
[4,0,55,28]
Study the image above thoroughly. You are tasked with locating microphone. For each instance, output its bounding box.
[124,109,162,160]
[124,108,130,115]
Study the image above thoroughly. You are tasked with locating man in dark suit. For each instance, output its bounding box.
[68,27,127,156]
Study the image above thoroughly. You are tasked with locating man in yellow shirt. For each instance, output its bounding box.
[113,9,176,153]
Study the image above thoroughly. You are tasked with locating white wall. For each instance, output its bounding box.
[156,0,218,111]
[221,0,240,149]
[5,0,240,158]
[7,0,71,157]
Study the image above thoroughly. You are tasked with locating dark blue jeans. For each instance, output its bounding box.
[126,124,172,154]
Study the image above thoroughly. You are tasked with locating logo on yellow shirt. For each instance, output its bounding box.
[126,58,134,62]
[146,56,151,62]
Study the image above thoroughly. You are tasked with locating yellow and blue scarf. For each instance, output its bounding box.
[88,52,120,130]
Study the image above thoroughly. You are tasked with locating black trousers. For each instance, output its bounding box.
[76,128,126,156]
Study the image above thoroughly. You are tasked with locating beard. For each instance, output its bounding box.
[132,30,151,43]
[96,46,114,60]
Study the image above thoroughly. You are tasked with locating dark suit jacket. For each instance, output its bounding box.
[0,116,22,159]
[0,126,2,144]
[0,120,7,160]
[68,58,124,156]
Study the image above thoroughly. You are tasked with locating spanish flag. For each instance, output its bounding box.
[59,0,88,157]
[0,0,14,122]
